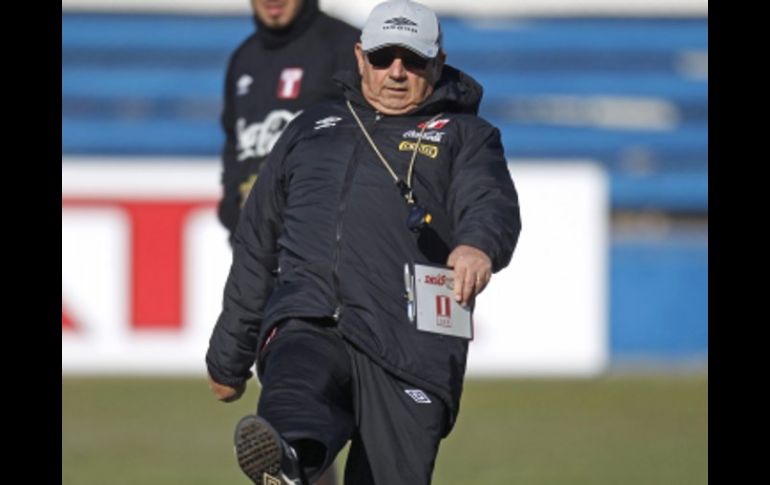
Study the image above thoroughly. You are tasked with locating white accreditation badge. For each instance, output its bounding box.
[404,263,474,340]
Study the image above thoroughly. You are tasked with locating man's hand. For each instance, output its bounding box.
[446,244,492,307]
[208,375,246,403]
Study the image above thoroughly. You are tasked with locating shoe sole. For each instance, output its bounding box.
[234,415,283,484]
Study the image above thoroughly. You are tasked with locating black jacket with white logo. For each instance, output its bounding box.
[218,0,360,240]
[207,66,522,432]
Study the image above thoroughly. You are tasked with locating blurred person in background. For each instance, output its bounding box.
[218,0,360,243]
[206,0,521,483]
[214,1,359,484]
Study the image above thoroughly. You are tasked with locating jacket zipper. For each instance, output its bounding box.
[332,111,382,321]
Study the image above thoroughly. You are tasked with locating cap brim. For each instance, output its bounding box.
[363,42,437,60]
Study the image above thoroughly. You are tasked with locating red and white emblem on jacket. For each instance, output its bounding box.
[418,118,450,130]
[277,68,304,99]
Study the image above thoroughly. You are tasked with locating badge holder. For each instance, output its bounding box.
[404,263,474,340]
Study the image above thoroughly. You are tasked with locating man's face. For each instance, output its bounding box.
[251,0,303,29]
[355,43,445,116]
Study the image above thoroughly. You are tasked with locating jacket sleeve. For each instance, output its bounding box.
[217,53,244,243]
[205,123,294,387]
[448,123,522,273]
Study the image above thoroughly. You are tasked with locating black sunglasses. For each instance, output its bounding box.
[367,48,430,71]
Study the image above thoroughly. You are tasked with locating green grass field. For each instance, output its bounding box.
[62,374,707,484]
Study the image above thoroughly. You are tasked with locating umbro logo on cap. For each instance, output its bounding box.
[384,17,418,27]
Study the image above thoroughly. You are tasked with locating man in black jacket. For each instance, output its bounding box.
[216,2,357,484]
[207,1,522,483]
[218,0,360,242]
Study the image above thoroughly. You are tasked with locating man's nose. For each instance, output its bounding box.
[388,58,407,79]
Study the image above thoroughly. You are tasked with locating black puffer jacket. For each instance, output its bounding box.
[218,0,360,240]
[207,65,521,432]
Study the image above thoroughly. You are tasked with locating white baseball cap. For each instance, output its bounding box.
[360,0,442,59]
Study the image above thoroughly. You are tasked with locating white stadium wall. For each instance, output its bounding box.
[61,159,609,376]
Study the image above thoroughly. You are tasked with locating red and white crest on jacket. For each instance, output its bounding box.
[436,295,452,328]
[418,118,450,130]
[277,68,304,99]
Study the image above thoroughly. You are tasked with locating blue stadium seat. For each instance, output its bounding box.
[61,13,708,212]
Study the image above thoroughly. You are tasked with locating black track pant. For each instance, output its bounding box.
[257,318,448,484]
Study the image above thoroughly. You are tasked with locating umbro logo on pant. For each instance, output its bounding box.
[404,389,432,404]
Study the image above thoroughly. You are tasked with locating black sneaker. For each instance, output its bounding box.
[233,415,306,485]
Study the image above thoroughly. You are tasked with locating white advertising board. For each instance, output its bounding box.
[62,158,607,376]
[469,163,609,376]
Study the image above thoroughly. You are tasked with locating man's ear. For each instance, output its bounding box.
[354,43,366,76]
